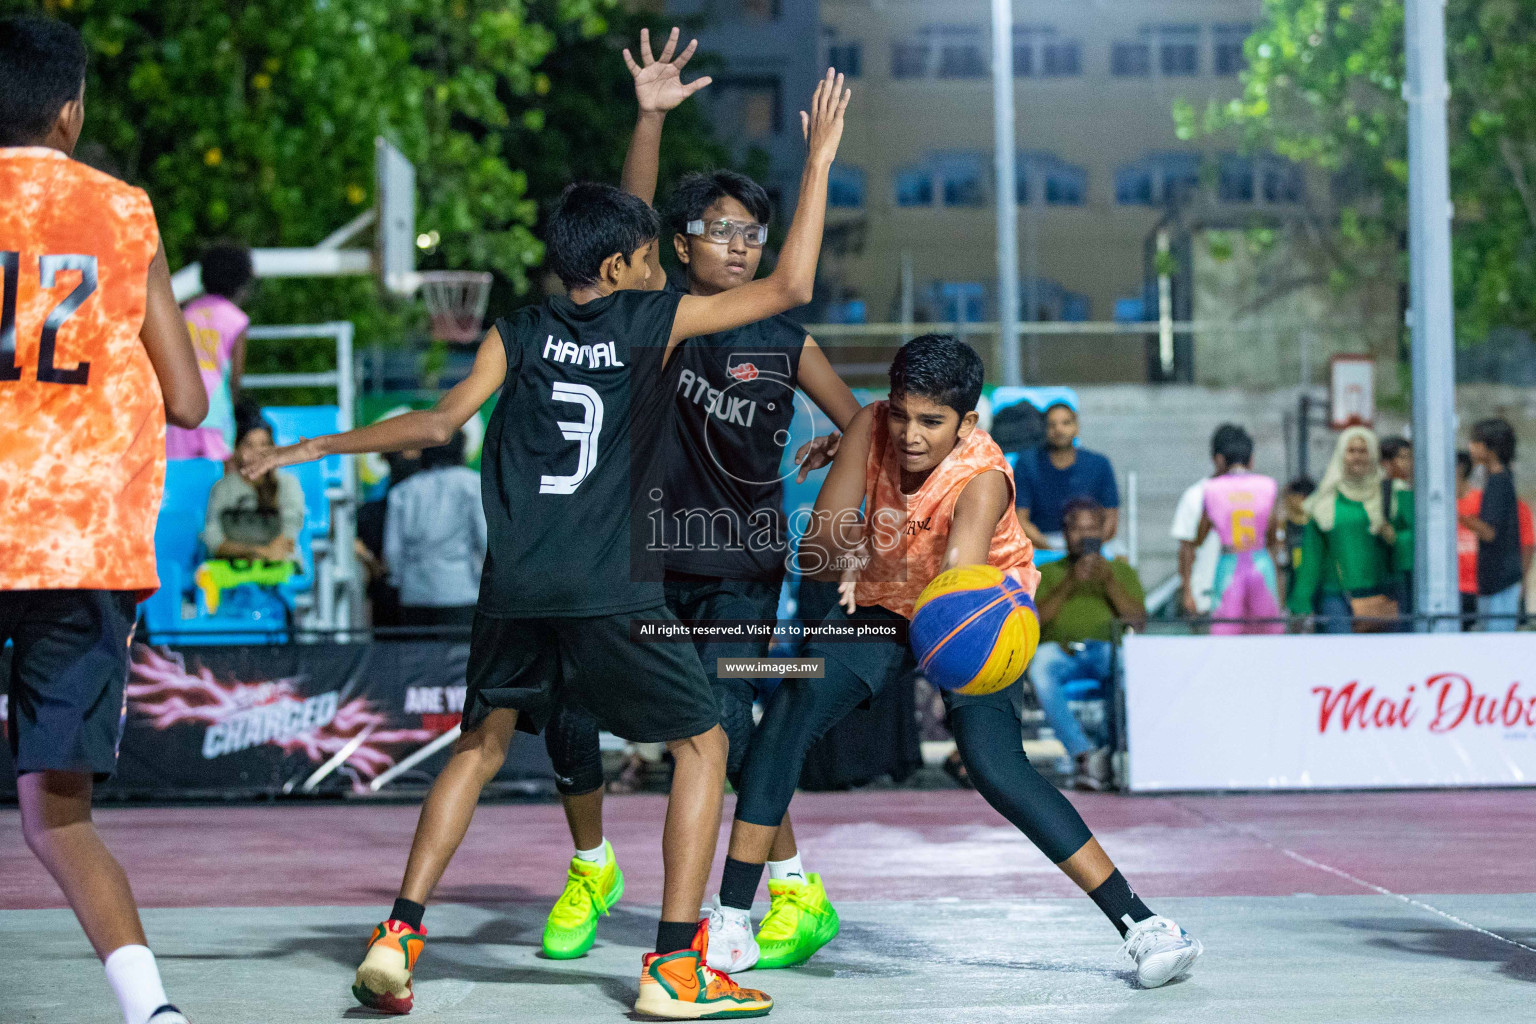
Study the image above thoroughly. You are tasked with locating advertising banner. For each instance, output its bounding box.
[1124,633,1536,791]
[0,641,553,799]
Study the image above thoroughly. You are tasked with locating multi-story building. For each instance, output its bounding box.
[817,0,1298,381]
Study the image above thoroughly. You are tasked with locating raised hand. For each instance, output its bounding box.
[624,27,712,114]
[800,68,851,163]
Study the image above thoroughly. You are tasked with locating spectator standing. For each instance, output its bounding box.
[1173,424,1245,616]
[1014,402,1119,561]
[1457,450,1535,630]
[1197,426,1284,634]
[357,450,421,627]
[1278,477,1315,603]
[1030,498,1145,791]
[1286,426,1401,632]
[1463,418,1522,630]
[384,431,487,629]
[166,243,252,460]
[197,415,306,610]
[1379,436,1415,614]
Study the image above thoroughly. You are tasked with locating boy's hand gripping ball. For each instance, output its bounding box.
[910,565,1039,696]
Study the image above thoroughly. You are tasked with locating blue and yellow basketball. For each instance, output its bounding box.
[910,565,1039,696]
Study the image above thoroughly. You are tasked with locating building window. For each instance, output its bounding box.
[1218,154,1255,203]
[828,165,865,209]
[1260,157,1304,203]
[933,282,989,323]
[1159,25,1200,76]
[716,78,782,140]
[934,152,986,206]
[1111,40,1151,77]
[1213,24,1251,76]
[827,42,863,78]
[936,26,987,79]
[1013,26,1082,78]
[895,166,934,206]
[1016,152,1087,205]
[1021,278,1090,322]
[740,0,779,23]
[891,40,930,79]
[1114,152,1201,205]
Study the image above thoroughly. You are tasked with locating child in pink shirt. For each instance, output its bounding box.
[166,243,252,460]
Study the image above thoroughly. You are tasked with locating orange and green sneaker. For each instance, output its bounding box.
[754,873,840,969]
[635,920,773,1020]
[353,918,427,1014]
[542,842,625,959]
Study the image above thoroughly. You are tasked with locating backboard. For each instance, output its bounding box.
[376,137,417,297]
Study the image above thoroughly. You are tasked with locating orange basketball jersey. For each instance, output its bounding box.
[0,147,164,593]
[855,400,1040,619]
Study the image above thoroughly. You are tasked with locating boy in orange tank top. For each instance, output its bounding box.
[0,17,207,1024]
[703,336,1202,990]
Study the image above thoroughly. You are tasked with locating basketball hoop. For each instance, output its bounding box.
[418,270,493,343]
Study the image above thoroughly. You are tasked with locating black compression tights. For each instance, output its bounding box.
[949,699,1094,864]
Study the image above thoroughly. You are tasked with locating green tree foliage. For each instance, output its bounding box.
[1176,0,1536,342]
[7,0,730,344]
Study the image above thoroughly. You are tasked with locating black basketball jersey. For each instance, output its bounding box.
[479,289,684,617]
[657,312,807,581]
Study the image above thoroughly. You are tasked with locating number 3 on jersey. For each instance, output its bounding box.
[538,382,604,495]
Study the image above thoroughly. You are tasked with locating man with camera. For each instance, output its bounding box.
[1029,497,1146,790]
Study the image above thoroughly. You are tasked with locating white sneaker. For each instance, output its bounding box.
[1122,915,1202,988]
[148,1006,190,1024]
[704,896,760,973]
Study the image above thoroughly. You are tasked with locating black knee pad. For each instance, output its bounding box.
[544,699,605,796]
[718,685,756,789]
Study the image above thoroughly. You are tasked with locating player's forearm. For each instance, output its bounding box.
[310,409,458,458]
[621,111,666,206]
[764,155,833,308]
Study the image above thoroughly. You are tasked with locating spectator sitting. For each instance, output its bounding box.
[1463,418,1522,631]
[197,415,306,612]
[384,430,487,630]
[166,242,252,460]
[1279,476,1316,603]
[1286,426,1402,632]
[1379,435,1415,613]
[1029,497,1146,791]
[1013,401,1119,562]
[1173,424,1245,617]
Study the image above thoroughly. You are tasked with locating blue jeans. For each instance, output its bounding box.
[1317,592,1354,634]
[1479,582,1522,632]
[1029,640,1113,758]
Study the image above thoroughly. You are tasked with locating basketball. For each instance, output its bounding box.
[910,565,1040,696]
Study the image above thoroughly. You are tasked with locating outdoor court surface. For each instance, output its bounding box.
[3,788,1533,1022]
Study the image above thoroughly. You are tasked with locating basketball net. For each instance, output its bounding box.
[418,270,493,343]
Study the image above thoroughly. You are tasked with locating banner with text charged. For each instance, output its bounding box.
[1124,633,1536,791]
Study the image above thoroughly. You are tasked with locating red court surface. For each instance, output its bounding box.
[3,788,1531,910]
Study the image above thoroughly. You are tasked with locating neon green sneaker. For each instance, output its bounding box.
[753,873,840,969]
[542,841,624,959]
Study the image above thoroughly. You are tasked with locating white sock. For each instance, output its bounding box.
[712,898,751,924]
[574,839,608,865]
[104,945,169,1024]
[767,853,806,884]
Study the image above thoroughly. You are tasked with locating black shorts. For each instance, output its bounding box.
[664,573,783,703]
[1,590,137,779]
[463,605,719,744]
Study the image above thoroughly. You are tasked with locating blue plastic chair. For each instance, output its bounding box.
[143,458,225,635]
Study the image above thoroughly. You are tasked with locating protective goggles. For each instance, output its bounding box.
[685,218,769,247]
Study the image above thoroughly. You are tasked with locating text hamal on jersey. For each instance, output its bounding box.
[542,334,625,369]
[677,368,759,428]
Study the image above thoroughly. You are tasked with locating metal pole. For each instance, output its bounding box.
[991,0,1022,385]
[1404,0,1458,628]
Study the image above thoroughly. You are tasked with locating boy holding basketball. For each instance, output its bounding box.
[244,61,852,1020]
[704,335,1203,989]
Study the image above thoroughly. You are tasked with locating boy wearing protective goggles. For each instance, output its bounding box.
[536,27,862,975]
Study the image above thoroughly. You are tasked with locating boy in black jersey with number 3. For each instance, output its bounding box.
[536,29,861,971]
[245,55,851,1022]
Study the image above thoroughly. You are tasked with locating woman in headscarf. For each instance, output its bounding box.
[1286,426,1403,632]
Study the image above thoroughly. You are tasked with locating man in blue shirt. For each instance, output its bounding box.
[1014,402,1120,555]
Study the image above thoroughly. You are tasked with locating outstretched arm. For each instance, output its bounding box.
[800,403,876,578]
[943,471,1013,571]
[791,335,861,482]
[242,327,507,477]
[668,69,851,348]
[621,28,711,290]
